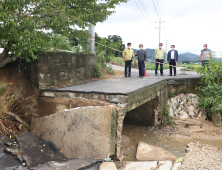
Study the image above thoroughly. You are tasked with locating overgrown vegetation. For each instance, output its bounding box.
[94,51,115,78]
[49,35,73,51]
[161,104,174,126]
[0,81,29,137]
[168,89,176,98]
[178,64,201,71]
[94,33,127,78]
[196,57,222,119]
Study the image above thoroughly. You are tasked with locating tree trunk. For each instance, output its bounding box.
[0,55,17,68]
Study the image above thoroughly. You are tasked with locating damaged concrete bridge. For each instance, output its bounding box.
[31,65,201,161]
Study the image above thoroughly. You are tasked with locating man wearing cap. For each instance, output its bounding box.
[200,44,212,68]
[123,43,134,77]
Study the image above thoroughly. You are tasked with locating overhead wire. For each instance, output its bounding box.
[151,0,160,19]
[132,0,154,26]
[131,0,145,23]
[137,0,154,23]
[155,0,162,17]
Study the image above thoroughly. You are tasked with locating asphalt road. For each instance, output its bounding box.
[54,64,200,95]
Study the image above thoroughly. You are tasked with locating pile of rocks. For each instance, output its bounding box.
[168,93,207,120]
[178,142,222,169]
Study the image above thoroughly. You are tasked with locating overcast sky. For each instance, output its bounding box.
[96,0,222,57]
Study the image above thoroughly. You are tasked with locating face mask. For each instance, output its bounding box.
[139,47,143,50]
[159,46,163,48]
[203,47,206,49]
[171,48,174,50]
[127,46,131,48]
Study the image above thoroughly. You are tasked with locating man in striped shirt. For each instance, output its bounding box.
[200,44,212,67]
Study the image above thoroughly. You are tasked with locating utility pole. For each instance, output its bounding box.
[88,2,96,53]
[164,39,169,63]
[155,17,165,45]
[88,24,95,53]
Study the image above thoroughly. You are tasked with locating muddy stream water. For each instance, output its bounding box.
[122,124,222,161]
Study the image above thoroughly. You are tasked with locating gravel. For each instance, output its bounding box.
[178,142,222,169]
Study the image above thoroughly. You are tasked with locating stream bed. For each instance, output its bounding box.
[122,124,222,161]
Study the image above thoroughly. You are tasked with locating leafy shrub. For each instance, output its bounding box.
[94,62,103,78]
[94,50,115,78]
[106,66,115,75]
[196,57,222,118]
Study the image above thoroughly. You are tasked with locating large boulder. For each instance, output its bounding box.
[31,106,117,159]
[136,141,177,161]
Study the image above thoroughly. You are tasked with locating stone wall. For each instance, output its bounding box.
[22,51,95,89]
[31,105,117,159]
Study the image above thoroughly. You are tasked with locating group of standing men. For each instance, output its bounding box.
[123,43,212,77]
[122,42,179,78]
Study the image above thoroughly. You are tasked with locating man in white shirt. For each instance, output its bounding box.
[167,45,178,76]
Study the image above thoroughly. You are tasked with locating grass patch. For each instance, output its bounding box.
[145,62,169,70]
[178,64,201,71]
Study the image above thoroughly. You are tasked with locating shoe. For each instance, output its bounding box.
[125,76,127,77]
[169,74,172,76]
[174,74,176,76]
[128,75,131,77]
[137,76,141,78]
[141,76,144,79]
[155,74,157,76]
[161,74,164,76]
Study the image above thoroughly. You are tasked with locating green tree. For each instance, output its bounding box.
[0,0,128,67]
[49,35,72,51]
[107,35,125,56]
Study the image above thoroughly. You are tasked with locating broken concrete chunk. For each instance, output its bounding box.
[136,141,177,161]
[100,162,117,170]
[31,106,116,159]
[158,161,172,170]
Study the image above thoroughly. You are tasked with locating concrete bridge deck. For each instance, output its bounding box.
[46,64,200,95]
[33,65,202,160]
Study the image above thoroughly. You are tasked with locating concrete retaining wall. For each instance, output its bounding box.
[26,52,95,89]
[31,105,117,159]
[2,51,95,90]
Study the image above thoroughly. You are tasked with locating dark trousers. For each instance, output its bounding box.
[155,59,164,74]
[202,60,210,67]
[169,59,176,75]
[138,61,145,77]
[125,60,132,77]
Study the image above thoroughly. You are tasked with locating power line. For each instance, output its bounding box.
[151,0,160,18]
[131,1,146,24]
[132,0,154,25]
[138,0,155,23]
[155,0,162,17]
